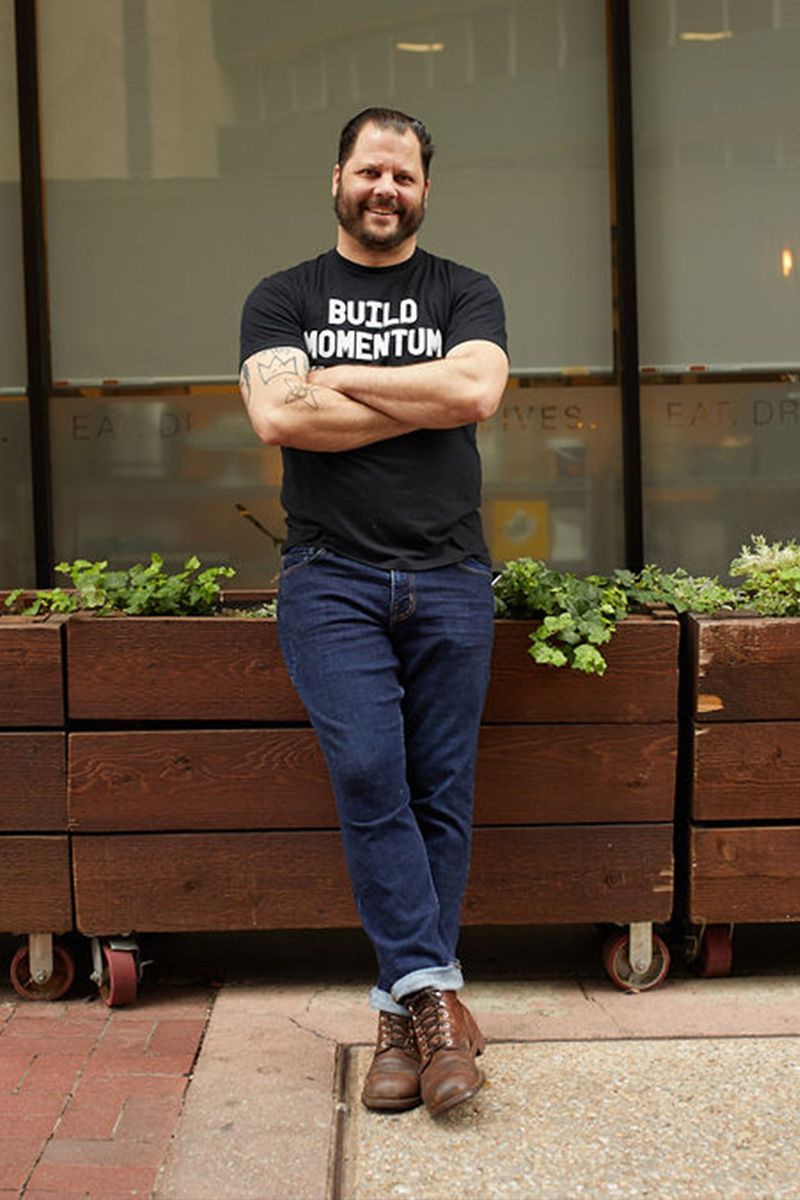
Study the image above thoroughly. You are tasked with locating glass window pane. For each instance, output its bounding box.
[49,392,285,586]
[0,0,26,390]
[481,383,624,572]
[641,380,800,576]
[632,0,800,371]
[39,0,612,383]
[0,397,35,587]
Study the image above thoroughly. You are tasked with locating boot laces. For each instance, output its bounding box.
[378,1011,416,1054]
[410,989,456,1057]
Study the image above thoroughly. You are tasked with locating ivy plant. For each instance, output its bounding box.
[5,553,235,617]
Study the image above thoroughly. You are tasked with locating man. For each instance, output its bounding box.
[239,107,508,1118]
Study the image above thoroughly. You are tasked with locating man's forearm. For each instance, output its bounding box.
[312,341,509,429]
[240,349,417,452]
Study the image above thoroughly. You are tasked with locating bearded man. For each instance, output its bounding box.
[239,107,508,1117]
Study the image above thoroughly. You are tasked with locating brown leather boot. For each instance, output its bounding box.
[361,1011,422,1111]
[405,988,486,1117]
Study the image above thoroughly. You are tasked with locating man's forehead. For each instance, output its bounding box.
[348,122,424,169]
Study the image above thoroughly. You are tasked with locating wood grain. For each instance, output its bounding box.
[72,823,673,935]
[692,722,800,821]
[0,619,64,727]
[689,825,800,923]
[0,733,66,830]
[0,835,73,931]
[688,615,800,722]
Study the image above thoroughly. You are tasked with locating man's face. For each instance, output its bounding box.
[333,122,430,255]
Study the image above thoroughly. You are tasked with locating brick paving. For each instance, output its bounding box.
[0,985,213,1198]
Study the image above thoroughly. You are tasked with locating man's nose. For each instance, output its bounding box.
[373,172,398,197]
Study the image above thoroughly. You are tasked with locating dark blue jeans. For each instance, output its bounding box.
[277,547,495,1012]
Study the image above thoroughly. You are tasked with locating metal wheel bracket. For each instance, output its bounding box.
[628,922,653,975]
[27,933,54,985]
[90,937,143,987]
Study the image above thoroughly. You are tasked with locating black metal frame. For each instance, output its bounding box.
[608,0,643,571]
[15,0,53,585]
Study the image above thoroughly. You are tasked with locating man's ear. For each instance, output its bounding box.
[331,164,340,197]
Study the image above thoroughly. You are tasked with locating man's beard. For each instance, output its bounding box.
[334,185,426,251]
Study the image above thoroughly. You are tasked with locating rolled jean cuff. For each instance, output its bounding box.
[391,962,464,1004]
[370,987,411,1017]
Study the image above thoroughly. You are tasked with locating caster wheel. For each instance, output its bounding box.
[10,943,75,1001]
[99,945,138,1007]
[695,925,733,978]
[603,931,670,992]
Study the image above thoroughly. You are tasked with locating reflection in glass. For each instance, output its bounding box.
[642,381,800,577]
[50,392,285,587]
[480,383,623,573]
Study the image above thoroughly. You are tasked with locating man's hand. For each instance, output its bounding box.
[239,346,418,452]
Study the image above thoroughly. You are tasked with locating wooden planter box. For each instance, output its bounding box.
[66,611,678,952]
[685,614,800,972]
[0,617,72,940]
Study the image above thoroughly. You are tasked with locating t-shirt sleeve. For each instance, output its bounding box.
[444,268,509,358]
[239,272,307,369]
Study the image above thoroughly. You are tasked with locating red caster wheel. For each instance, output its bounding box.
[10,942,75,1001]
[603,930,670,992]
[99,944,139,1007]
[695,924,733,978]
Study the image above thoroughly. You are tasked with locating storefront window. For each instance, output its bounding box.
[49,391,284,586]
[641,381,800,576]
[37,0,621,579]
[39,0,613,382]
[632,0,800,372]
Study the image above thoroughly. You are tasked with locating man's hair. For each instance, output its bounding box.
[337,107,434,179]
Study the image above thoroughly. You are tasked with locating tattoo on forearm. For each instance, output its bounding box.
[283,380,321,410]
[250,347,321,410]
[239,362,251,402]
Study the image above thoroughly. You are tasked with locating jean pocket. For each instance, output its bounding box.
[457,555,493,578]
[279,545,327,578]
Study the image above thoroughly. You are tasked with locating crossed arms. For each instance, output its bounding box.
[239,341,509,453]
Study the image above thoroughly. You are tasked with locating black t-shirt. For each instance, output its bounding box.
[239,247,507,570]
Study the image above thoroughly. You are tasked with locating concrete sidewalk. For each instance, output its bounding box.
[2,925,800,1198]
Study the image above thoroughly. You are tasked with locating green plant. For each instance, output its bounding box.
[493,558,739,675]
[493,559,628,675]
[729,534,800,616]
[5,554,236,617]
[613,565,737,615]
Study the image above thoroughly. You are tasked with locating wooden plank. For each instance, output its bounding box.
[464,824,674,925]
[484,616,679,723]
[0,733,67,830]
[0,620,64,727]
[65,613,679,725]
[72,831,358,934]
[689,825,800,923]
[72,823,673,935]
[474,725,677,824]
[68,724,676,833]
[688,615,800,722]
[68,729,336,831]
[692,722,800,821]
[0,836,73,931]
[66,615,306,722]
